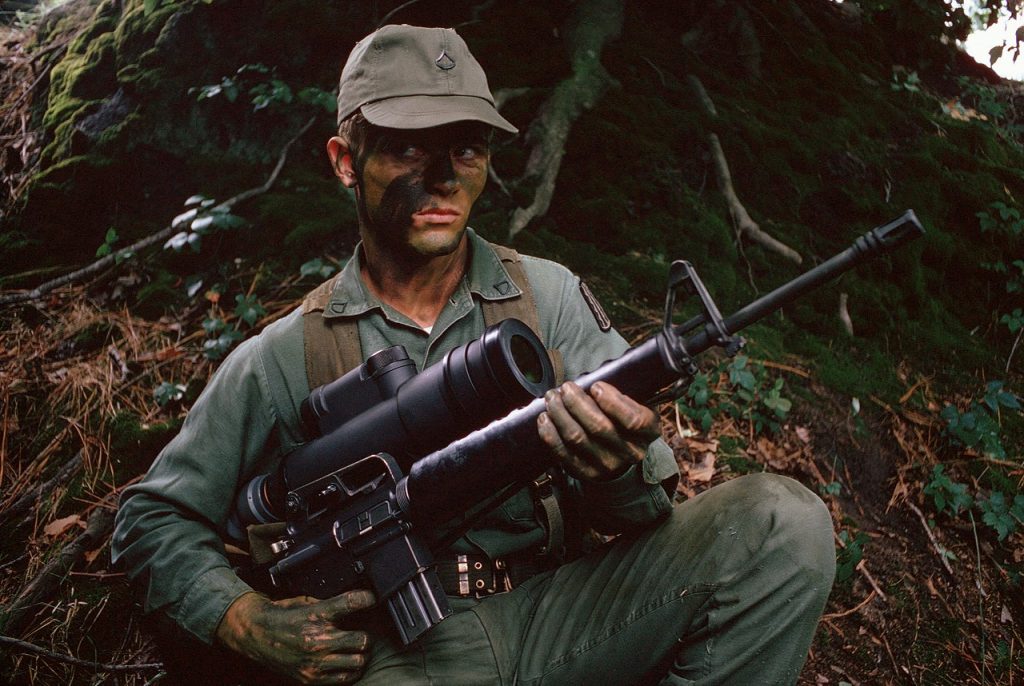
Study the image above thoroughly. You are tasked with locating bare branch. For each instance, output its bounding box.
[707,133,803,264]
[687,75,802,264]
[0,116,317,308]
[0,507,115,637]
[0,635,162,673]
[839,292,854,336]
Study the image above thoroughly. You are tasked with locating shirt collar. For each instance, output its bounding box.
[322,228,522,320]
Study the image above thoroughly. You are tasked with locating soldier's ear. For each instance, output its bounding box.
[327,137,357,188]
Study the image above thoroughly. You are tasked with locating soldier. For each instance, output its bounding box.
[113,24,835,686]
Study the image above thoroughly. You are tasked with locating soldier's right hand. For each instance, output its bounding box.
[216,590,375,685]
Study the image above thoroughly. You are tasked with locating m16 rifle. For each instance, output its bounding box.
[231,211,925,646]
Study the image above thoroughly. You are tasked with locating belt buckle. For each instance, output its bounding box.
[456,554,511,598]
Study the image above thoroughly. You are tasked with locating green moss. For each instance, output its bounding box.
[111,0,180,65]
[107,410,181,479]
[133,269,185,318]
[40,3,122,162]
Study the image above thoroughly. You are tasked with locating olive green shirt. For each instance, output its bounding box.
[112,229,679,645]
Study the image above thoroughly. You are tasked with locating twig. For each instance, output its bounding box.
[833,530,888,602]
[1006,326,1022,374]
[822,589,876,619]
[686,74,802,265]
[969,510,986,686]
[0,635,163,673]
[906,501,955,576]
[838,292,854,336]
[377,0,423,28]
[0,116,316,307]
[0,451,82,526]
[854,559,888,602]
[0,553,28,571]
[0,507,114,637]
[707,133,803,264]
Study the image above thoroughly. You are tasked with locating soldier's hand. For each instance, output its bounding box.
[216,590,375,685]
[537,381,660,482]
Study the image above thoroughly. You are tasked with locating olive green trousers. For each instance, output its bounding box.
[360,473,836,686]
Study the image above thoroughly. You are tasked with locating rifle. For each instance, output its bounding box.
[231,211,925,646]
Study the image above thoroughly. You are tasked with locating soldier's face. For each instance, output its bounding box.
[338,122,490,261]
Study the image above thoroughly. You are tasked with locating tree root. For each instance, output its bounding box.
[839,292,854,336]
[507,0,624,239]
[0,506,114,637]
[688,75,802,265]
[0,451,82,530]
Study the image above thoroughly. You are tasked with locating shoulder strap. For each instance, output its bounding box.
[301,274,363,391]
[300,243,565,390]
[484,242,567,564]
[483,243,565,385]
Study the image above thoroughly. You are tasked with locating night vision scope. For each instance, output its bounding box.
[227,317,555,539]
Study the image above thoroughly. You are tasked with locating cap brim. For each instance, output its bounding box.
[360,95,518,134]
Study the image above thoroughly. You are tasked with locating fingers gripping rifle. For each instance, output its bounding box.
[232,211,925,646]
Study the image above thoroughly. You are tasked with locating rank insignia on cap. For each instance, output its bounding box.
[579,281,612,332]
[435,51,456,70]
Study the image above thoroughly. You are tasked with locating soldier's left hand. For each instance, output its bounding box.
[537,381,660,482]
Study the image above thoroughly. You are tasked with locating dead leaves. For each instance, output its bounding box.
[42,514,85,538]
[672,416,821,500]
[942,98,989,122]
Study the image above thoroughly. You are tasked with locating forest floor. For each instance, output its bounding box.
[0,279,1021,685]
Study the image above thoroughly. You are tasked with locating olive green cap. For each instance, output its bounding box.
[336,24,517,134]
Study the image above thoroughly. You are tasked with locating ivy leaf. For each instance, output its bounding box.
[300,257,338,280]
[185,276,204,299]
[172,208,199,229]
[154,382,187,407]
[234,294,267,328]
[203,329,244,360]
[990,44,1005,65]
[764,394,792,417]
[164,231,191,252]
[202,317,226,335]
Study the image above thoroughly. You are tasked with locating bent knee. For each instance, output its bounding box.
[743,473,836,583]
[671,473,835,582]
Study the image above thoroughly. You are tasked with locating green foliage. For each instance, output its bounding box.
[978,201,1024,237]
[201,323,244,361]
[300,258,338,280]
[1002,308,1024,333]
[891,69,922,93]
[197,294,265,361]
[676,355,792,438]
[153,381,187,407]
[191,63,336,115]
[233,294,267,327]
[978,491,1024,541]
[835,529,869,584]
[95,227,135,264]
[163,195,247,253]
[923,383,1023,542]
[923,464,974,516]
[819,481,842,497]
[941,381,1021,459]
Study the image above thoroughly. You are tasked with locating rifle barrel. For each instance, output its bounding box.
[405,211,924,525]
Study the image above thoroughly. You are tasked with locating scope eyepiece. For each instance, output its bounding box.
[302,346,418,438]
